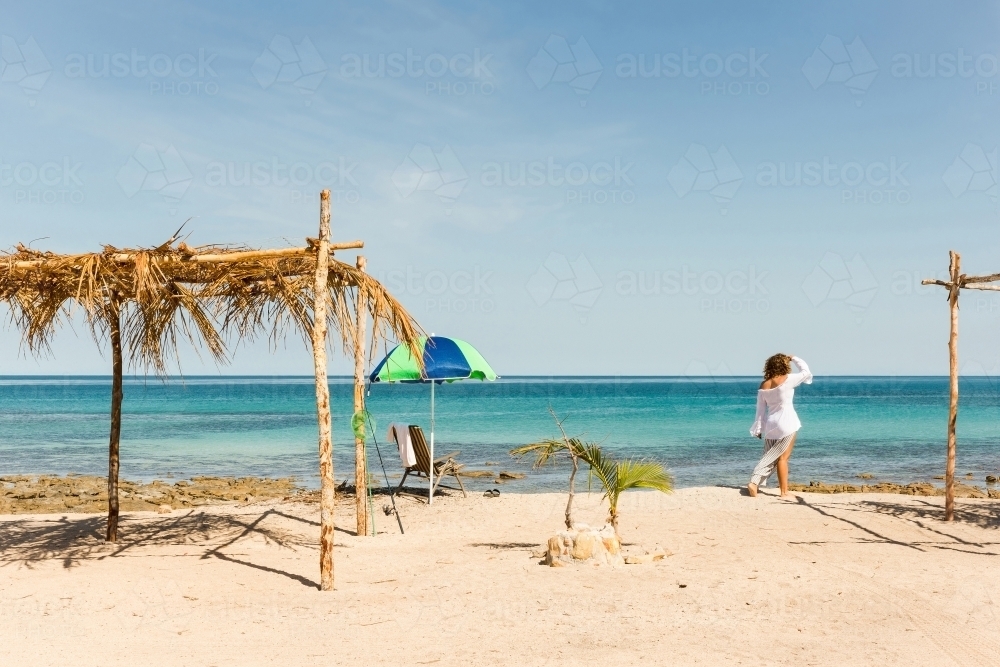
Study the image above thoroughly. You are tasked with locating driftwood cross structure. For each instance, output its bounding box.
[0,190,422,590]
[921,250,1000,521]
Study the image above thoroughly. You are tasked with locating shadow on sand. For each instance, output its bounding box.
[788,495,1000,556]
[0,508,328,588]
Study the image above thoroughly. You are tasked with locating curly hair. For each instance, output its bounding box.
[763,353,791,381]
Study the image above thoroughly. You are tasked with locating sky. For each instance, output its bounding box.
[1,0,1000,376]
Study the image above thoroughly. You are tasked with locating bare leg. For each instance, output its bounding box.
[777,433,797,497]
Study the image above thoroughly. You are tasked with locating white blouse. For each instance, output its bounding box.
[749,356,813,441]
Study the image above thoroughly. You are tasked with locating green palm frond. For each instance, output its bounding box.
[614,459,673,494]
[510,438,564,469]
[578,442,615,496]
[517,408,674,535]
[577,442,672,534]
[511,436,584,469]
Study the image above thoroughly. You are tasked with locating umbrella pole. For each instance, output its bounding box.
[429,380,435,505]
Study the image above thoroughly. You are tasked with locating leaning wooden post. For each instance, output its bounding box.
[354,256,369,536]
[106,297,124,542]
[312,190,335,590]
[946,251,961,522]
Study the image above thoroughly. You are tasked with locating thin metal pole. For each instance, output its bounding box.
[365,404,404,534]
[429,380,435,505]
[353,255,368,535]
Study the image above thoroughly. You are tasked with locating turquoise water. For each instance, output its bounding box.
[1,376,999,491]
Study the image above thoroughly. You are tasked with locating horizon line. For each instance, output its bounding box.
[0,374,982,379]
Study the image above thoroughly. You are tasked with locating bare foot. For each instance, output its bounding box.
[779,493,797,500]
[747,483,758,497]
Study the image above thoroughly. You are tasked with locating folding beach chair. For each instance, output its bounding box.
[394,425,467,501]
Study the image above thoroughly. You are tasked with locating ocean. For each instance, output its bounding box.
[1,376,998,492]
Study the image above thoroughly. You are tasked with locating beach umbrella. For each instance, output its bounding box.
[369,335,498,504]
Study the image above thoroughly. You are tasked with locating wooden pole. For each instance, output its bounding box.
[946,251,960,522]
[354,256,369,536]
[106,298,123,542]
[312,190,335,590]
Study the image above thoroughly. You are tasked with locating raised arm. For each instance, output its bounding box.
[749,391,766,438]
[787,356,813,387]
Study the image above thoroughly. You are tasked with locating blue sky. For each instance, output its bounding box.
[2,0,1000,376]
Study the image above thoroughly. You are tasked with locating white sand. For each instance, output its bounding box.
[3,487,1000,666]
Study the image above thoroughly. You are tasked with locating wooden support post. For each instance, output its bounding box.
[946,251,960,522]
[106,298,123,542]
[354,256,369,537]
[313,190,335,590]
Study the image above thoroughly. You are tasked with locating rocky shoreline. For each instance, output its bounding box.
[0,475,314,514]
[4,474,1000,514]
[789,480,1000,498]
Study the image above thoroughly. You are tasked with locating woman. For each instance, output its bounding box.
[748,353,812,498]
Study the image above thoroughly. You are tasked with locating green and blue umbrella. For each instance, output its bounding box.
[369,335,497,383]
[369,336,497,503]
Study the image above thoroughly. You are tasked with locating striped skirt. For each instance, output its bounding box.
[750,434,795,487]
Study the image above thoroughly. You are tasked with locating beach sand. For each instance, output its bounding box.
[3,487,999,666]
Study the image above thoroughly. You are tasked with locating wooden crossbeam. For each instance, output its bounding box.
[922,272,1000,290]
[8,241,364,270]
[962,272,1000,284]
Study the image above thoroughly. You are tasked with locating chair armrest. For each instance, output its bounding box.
[433,451,460,464]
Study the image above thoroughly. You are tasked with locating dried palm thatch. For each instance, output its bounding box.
[0,230,423,549]
[1,238,420,368]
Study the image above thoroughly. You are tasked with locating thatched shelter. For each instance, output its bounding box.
[0,190,422,589]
